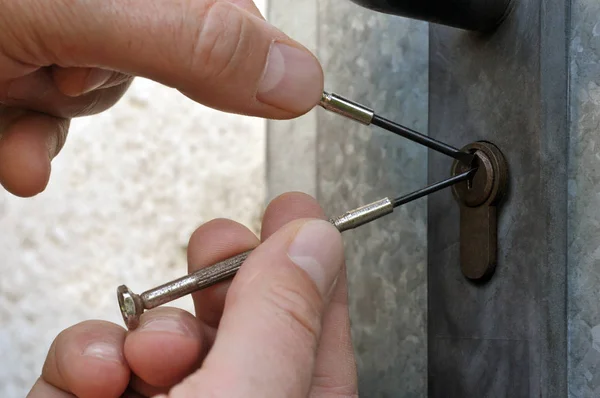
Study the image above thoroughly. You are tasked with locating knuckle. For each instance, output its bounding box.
[266,281,323,348]
[0,0,73,65]
[50,118,69,158]
[104,72,134,89]
[71,94,100,118]
[188,2,247,80]
[0,7,33,64]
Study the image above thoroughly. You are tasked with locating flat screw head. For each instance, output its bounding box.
[117,285,144,330]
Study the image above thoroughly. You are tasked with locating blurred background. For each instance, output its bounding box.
[0,1,266,395]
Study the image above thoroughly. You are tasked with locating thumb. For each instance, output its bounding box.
[170,219,344,398]
[2,0,323,117]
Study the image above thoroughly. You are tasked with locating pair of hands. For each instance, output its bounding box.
[0,0,356,396]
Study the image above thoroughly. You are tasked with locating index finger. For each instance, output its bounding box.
[2,0,323,117]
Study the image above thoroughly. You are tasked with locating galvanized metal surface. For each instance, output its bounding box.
[427,0,569,395]
[568,0,600,396]
[316,1,429,395]
[266,1,600,396]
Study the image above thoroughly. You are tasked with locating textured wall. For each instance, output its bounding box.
[268,1,429,396]
[316,4,428,397]
[0,16,267,395]
[428,0,569,395]
[568,0,600,396]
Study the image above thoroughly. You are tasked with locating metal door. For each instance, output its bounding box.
[268,0,599,396]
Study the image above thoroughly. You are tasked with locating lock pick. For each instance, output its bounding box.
[116,91,478,330]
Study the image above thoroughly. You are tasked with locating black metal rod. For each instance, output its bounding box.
[371,114,474,165]
[393,169,475,208]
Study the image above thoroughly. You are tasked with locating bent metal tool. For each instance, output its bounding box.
[117,91,481,330]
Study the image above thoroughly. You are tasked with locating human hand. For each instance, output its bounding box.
[26,192,358,398]
[0,1,323,197]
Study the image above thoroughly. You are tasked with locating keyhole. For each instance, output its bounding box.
[465,152,479,191]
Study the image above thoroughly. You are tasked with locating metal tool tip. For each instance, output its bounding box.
[317,91,374,125]
[117,285,144,331]
[320,91,331,106]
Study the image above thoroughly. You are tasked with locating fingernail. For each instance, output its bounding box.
[81,69,112,94]
[257,42,323,114]
[287,220,342,296]
[82,341,123,363]
[138,315,195,337]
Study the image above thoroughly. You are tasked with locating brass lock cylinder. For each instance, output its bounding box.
[451,141,508,282]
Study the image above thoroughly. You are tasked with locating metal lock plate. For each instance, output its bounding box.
[451,141,508,282]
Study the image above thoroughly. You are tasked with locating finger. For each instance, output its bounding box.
[309,268,358,397]
[260,192,358,395]
[124,307,206,388]
[27,378,75,398]
[2,69,132,118]
[51,66,133,97]
[3,0,323,117]
[41,321,129,398]
[0,108,69,197]
[260,191,327,240]
[170,219,345,397]
[187,218,260,328]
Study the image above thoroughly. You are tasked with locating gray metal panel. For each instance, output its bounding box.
[567,0,600,396]
[430,338,530,396]
[317,1,429,396]
[428,0,569,395]
[267,0,430,394]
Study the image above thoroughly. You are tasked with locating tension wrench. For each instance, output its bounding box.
[117,91,476,330]
[319,91,475,166]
